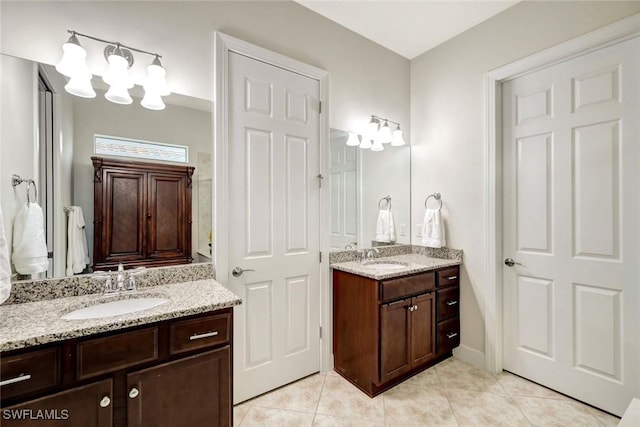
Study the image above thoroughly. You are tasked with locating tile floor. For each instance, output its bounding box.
[233,357,621,427]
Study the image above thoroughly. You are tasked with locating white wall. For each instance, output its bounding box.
[0,55,37,268]
[72,91,212,261]
[0,1,410,134]
[410,1,640,357]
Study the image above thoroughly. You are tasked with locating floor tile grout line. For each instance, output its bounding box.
[436,368,462,427]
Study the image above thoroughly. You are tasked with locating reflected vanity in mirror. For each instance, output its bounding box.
[0,53,213,281]
[329,128,411,251]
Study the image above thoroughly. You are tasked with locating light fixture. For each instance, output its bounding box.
[346,132,360,147]
[56,30,170,110]
[391,124,406,146]
[347,115,407,151]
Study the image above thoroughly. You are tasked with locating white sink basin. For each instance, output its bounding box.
[62,297,170,320]
[363,261,409,270]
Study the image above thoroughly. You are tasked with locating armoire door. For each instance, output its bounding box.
[146,172,190,261]
[100,169,147,264]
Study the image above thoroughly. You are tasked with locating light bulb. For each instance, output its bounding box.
[145,56,171,96]
[55,34,89,78]
[141,89,166,110]
[105,83,133,105]
[379,120,392,144]
[346,132,360,146]
[359,138,373,149]
[391,124,406,146]
[64,74,96,98]
[371,140,384,151]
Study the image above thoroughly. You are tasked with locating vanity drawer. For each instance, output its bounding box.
[437,287,460,321]
[0,347,61,400]
[380,272,435,303]
[170,312,231,355]
[77,327,158,380]
[437,317,460,354]
[437,267,459,287]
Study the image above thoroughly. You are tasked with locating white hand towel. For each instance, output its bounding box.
[375,208,396,243]
[66,206,90,276]
[12,202,49,275]
[0,206,12,304]
[421,208,446,248]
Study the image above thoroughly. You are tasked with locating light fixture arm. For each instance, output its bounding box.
[68,30,163,60]
[370,115,401,127]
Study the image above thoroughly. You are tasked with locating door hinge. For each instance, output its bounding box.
[319,251,323,263]
[319,326,322,339]
[317,174,324,188]
[319,101,322,114]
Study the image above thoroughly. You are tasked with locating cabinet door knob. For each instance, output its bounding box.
[100,396,111,408]
[129,387,140,399]
[413,305,418,311]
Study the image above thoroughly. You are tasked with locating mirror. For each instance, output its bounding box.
[329,128,411,250]
[1,53,212,281]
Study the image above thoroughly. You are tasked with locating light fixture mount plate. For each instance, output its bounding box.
[104,45,134,67]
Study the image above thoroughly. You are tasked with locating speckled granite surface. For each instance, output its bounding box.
[4,263,215,305]
[0,279,240,352]
[329,244,462,265]
[329,245,412,264]
[331,253,461,280]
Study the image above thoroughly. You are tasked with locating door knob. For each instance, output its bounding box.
[232,267,255,277]
[504,258,522,267]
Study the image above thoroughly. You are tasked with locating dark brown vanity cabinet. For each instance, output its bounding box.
[92,157,194,271]
[436,267,461,354]
[333,265,460,397]
[0,309,232,427]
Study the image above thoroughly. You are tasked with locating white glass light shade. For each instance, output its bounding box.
[64,75,96,98]
[371,140,385,151]
[145,58,171,96]
[379,121,392,144]
[346,132,360,146]
[141,89,166,110]
[359,138,373,149]
[105,84,133,105]
[391,126,406,146]
[367,117,379,135]
[103,54,134,89]
[55,35,90,78]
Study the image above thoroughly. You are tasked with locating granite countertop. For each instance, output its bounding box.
[0,279,241,352]
[331,253,461,280]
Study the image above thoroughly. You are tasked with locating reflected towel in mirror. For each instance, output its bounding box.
[12,201,49,275]
[376,208,396,243]
[66,206,89,275]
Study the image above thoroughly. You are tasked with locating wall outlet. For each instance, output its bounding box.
[415,223,423,237]
[399,223,406,236]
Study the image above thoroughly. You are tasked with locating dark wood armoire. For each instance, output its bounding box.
[92,156,194,271]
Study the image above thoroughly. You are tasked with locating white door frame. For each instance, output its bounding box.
[483,14,640,374]
[213,32,332,371]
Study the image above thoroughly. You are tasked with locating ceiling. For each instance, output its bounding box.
[296,0,520,59]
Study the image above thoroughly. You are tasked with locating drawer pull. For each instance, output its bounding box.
[189,331,219,341]
[100,396,111,408]
[446,332,458,339]
[446,301,458,306]
[0,374,32,387]
[447,276,458,280]
[129,387,139,399]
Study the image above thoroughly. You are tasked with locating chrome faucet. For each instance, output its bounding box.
[94,265,146,295]
[359,247,380,262]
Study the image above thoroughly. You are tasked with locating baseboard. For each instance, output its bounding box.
[453,344,485,369]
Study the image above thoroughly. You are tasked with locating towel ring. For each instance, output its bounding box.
[27,180,37,204]
[424,192,442,211]
[378,196,391,210]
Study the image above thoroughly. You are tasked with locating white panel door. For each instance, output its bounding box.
[228,51,321,403]
[329,131,357,250]
[502,37,639,416]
